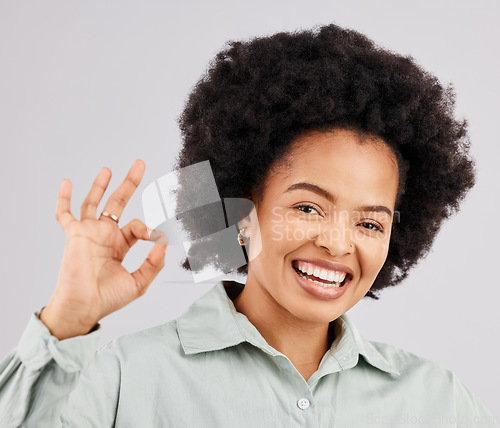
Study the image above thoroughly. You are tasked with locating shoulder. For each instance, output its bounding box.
[366,340,497,422]
[369,339,454,380]
[94,320,181,364]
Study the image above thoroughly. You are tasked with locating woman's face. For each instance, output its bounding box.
[243,129,399,323]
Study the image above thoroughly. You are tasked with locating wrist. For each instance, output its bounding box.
[39,304,99,340]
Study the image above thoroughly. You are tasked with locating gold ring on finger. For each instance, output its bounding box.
[100,211,120,223]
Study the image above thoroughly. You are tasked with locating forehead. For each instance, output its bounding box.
[264,129,399,206]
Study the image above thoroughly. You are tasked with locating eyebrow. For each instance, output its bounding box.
[285,182,393,217]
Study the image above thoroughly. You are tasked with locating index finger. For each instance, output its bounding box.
[100,159,146,221]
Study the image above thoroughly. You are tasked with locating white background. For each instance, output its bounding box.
[0,0,498,416]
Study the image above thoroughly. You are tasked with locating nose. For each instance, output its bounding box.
[313,218,354,256]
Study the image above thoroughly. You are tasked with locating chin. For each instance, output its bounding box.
[281,294,347,324]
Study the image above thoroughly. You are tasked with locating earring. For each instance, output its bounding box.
[238,227,249,246]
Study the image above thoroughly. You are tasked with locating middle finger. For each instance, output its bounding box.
[80,167,112,220]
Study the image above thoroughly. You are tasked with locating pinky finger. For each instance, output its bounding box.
[56,179,77,230]
[130,243,167,297]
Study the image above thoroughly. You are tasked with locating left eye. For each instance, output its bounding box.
[360,222,383,232]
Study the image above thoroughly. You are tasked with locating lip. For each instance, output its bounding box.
[290,258,354,301]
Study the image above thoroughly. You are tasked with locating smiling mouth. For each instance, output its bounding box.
[292,261,351,288]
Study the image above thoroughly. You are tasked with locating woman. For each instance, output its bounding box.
[0,24,496,427]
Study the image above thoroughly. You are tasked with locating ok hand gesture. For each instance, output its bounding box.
[40,160,167,340]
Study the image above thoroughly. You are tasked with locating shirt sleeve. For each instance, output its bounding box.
[0,308,101,427]
[453,372,499,428]
[59,336,123,426]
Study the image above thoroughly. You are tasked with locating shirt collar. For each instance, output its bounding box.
[330,310,400,376]
[176,280,400,376]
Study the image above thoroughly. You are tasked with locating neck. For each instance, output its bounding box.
[233,279,334,381]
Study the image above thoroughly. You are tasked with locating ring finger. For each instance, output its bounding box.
[99,159,146,224]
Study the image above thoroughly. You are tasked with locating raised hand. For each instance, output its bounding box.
[40,159,167,340]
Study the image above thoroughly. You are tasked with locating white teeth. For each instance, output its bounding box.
[296,269,342,287]
[294,261,348,286]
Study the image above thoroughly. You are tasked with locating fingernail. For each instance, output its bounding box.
[149,229,160,240]
[150,230,167,244]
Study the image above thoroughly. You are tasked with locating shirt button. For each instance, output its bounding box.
[297,398,310,410]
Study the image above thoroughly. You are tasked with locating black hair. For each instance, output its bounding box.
[174,23,475,299]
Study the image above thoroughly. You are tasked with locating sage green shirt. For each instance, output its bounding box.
[0,280,497,427]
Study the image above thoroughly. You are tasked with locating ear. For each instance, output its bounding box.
[235,190,258,233]
[236,203,262,262]
[236,212,252,236]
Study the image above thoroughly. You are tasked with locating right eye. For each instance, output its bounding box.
[294,204,321,215]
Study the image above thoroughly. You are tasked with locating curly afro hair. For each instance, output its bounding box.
[173,23,475,299]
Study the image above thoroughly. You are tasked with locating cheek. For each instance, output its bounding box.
[380,236,390,256]
[356,234,391,275]
[262,209,321,245]
[284,222,319,242]
[249,208,294,260]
